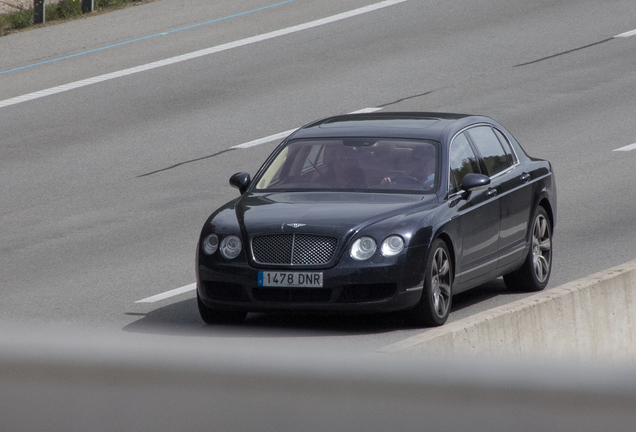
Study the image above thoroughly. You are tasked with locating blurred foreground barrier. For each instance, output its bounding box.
[380,259,636,361]
[1,329,636,432]
[2,259,636,431]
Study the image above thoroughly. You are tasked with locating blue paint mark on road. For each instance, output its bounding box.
[0,0,296,75]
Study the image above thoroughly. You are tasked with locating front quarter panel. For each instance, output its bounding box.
[200,199,242,237]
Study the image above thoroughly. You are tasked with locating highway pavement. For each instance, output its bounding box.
[1,0,635,353]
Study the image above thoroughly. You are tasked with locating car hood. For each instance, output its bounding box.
[236,191,437,240]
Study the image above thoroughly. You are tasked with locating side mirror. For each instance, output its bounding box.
[229,172,251,195]
[461,173,490,192]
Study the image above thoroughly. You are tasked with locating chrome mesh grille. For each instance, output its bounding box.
[251,234,338,265]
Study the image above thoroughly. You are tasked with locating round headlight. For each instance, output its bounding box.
[350,236,377,261]
[202,234,219,255]
[381,235,405,257]
[220,235,242,259]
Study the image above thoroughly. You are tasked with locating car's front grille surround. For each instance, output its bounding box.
[251,234,338,265]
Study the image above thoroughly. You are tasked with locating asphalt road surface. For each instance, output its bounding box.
[1,0,635,353]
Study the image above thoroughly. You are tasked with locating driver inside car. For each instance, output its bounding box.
[381,144,436,189]
[324,145,368,189]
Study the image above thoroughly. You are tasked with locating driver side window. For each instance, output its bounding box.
[449,132,480,195]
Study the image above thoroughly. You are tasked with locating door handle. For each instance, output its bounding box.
[487,187,497,198]
[520,173,531,183]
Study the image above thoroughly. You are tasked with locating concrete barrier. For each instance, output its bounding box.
[2,329,636,432]
[379,259,636,362]
[2,260,636,431]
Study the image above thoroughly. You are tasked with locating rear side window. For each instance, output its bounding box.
[467,126,511,177]
[449,132,480,194]
[493,128,517,166]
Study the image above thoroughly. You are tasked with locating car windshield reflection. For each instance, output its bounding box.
[255,139,438,192]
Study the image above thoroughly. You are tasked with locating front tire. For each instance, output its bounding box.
[504,206,552,292]
[197,292,247,325]
[407,239,453,327]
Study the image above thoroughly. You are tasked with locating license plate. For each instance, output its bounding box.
[258,271,323,287]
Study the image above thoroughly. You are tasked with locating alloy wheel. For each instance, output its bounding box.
[431,246,452,318]
[532,213,552,283]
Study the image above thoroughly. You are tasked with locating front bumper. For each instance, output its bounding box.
[197,245,428,314]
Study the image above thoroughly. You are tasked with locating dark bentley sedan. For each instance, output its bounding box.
[196,112,556,326]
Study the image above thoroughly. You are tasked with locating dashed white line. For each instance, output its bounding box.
[232,108,383,149]
[232,129,299,149]
[615,29,636,38]
[0,0,408,110]
[613,143,636,152]
[349,107,384,114]
[135,283,196,303]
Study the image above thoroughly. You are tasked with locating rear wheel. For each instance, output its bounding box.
[504,206,552,292]
[407,239,453,327]
[197,292,246,325]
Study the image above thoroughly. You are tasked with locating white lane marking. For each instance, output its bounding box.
[232,129,298,148]
[135,283,196,303]
[615,29,636,38]
[613,143,636,152]
[232,107,383,149]
[137,106,384,303]
[349,107,384,114]
[0,0,408,110]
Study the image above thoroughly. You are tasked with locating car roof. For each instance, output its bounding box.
[289,112,495,142]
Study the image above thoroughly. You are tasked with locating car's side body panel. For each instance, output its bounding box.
[496,165,534,269]
[452,185,501,284]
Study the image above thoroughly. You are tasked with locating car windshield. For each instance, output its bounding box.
[254,138,438,192]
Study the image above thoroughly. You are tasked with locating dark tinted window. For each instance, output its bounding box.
[493,128,516,166]
[468,126,511,176]
[449,133,480,194]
